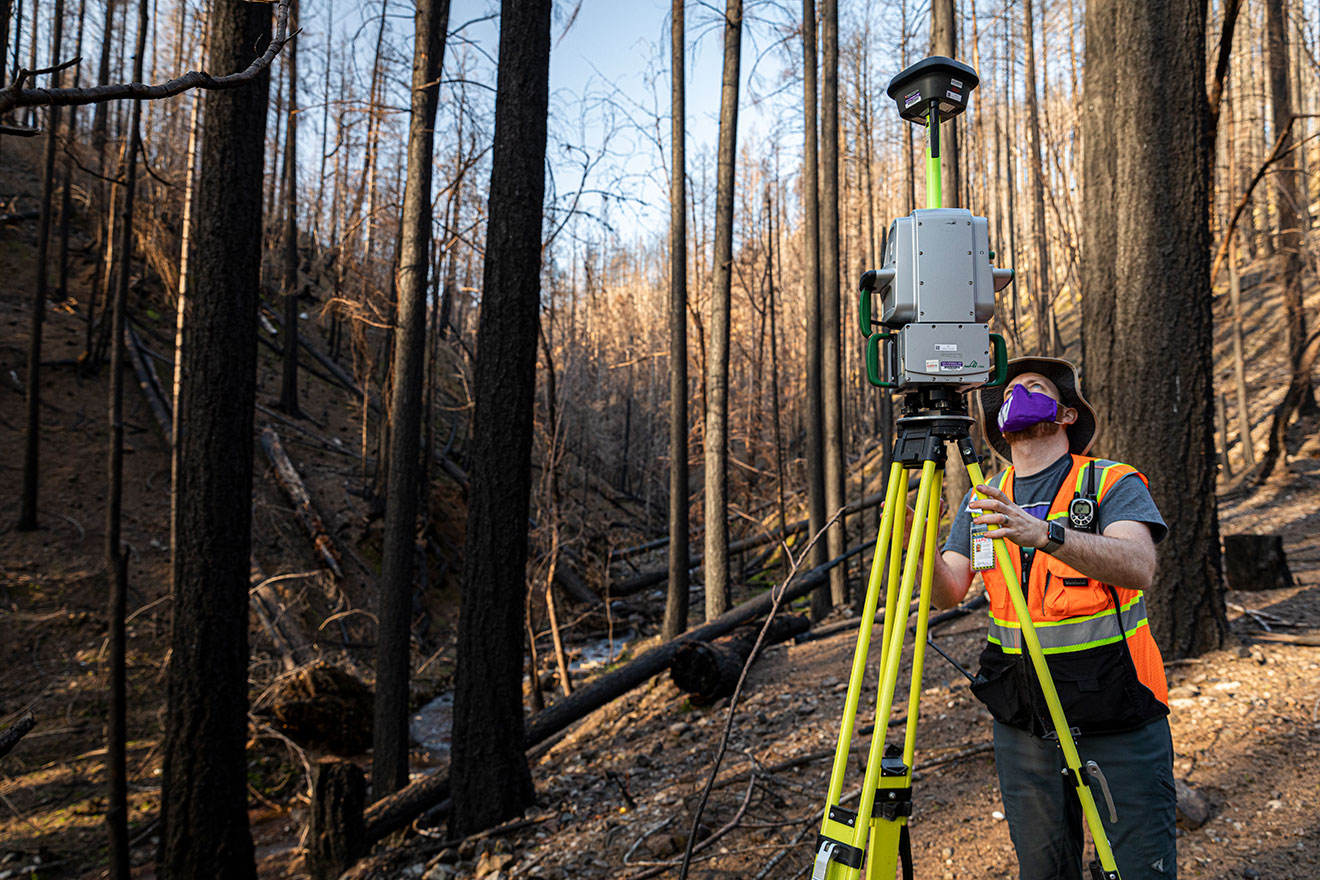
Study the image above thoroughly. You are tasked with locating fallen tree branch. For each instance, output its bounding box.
[260,426,344,579]
[0,0,294,117]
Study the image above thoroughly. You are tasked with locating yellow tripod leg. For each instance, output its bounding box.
[878,471,908,673]
[817,461,907,876]
[824,459,935,878]
[965,459,1122,878]
[865,467,942,880]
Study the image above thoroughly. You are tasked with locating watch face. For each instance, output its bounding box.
[1069,498,1096,531]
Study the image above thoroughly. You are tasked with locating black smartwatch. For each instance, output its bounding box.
[1040,520,1066,555]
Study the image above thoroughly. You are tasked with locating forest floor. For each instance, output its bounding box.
[3,134,1320,880]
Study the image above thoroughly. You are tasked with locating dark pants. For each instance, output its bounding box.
[993,718,1177,880]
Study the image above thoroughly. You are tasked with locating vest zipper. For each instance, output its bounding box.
[1042,570,1052,616]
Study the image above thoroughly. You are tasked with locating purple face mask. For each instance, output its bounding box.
[997,384,1062,434]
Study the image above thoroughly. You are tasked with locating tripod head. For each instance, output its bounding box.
[858,56,1014,394]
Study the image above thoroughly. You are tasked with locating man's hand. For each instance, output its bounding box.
[969,483,1048,549]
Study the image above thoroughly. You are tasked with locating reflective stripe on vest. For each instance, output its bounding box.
[988,593,1151,654]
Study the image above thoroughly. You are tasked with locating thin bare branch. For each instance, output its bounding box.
[0,1,295,118]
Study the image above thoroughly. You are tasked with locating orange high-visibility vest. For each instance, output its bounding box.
[978,455,1169,712]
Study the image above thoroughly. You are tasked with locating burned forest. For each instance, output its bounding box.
[2,0,1320,878]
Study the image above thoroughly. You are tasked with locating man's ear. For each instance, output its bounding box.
[1057,406,1079,426]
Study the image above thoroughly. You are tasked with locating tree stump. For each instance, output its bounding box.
[1222,534,1293,592]
[307,759,366,880]
[669,615,810,703]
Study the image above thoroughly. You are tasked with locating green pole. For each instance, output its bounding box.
[926,100,943,209]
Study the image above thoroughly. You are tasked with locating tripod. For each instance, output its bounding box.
[809,388,1122,880]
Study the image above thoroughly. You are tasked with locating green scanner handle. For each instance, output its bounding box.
[857,268,897,336]
[987,333,1009,387]
[865,332,896,388]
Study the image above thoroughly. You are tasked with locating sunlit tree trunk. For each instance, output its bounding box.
[802,0,828,620]
[1080,0,1226,658]
[663,0,690,642]
[702,0,742,620]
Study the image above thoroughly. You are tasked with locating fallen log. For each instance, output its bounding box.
[553,558,602,607]
[0,714,36,760]
[670,615,810,703]
[124,322,173,445]
[260,426,344,579]
[249,560,313,672]
[612,491,887,596]
[361,540,870,843]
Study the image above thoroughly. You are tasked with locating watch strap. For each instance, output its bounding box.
[1041,521,1064,555]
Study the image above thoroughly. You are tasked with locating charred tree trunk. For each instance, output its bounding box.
[802,0,829,621]
[17,0,65,531]
[278,0,301,416]
[820,0,846,606]
[105,0,134,874]
[664,0,690,642]
[448,0,549,838]
[702,0,742,620]
[1264,0,1313,415]
[1079,0,1226,658]
[373,0,451,799]
[160,1,271,876]
[1023,0,1053,356]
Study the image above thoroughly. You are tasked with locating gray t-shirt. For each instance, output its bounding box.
[943,452,1167,559]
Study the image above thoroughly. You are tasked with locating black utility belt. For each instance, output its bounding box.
[969,642,1167,737]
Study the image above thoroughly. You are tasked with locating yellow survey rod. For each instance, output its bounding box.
[848,460,937,862]
[823,461,907,810]
[965,461,1121,875]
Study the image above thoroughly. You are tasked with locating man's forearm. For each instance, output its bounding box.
[1046,529,1155,592]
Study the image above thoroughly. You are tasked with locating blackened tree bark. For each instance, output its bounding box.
[702,0,741,621]
[17,0,66,531]
[1023,0,1052,356]
[278,0,301,416]
[160,1,270,876]
[663,0,690,642]
[448,0,549,838]
[374,0,450,798]
[802,0,828,621]
[1079,0,1226,658]
[1264,0,1312,415]
[820,0,845,606]
[107,1,135,874]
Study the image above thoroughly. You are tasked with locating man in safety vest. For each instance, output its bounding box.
[929,356,1177,880]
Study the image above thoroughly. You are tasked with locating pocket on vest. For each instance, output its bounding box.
[969,644,1034,731]
[1040,642,1167,735]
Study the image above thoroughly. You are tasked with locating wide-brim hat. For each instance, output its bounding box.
[977,356,1099,464]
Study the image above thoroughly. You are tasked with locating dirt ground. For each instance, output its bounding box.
[4,135,1320,880]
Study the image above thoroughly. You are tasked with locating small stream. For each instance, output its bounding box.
[409,628,637,758]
